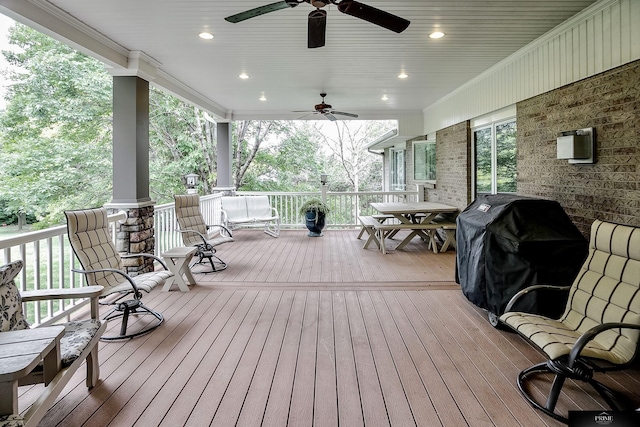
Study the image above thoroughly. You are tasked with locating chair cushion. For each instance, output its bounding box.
[0,414,24,427]
[65,208,126,290]
[175,195,210,245]
[500,312,627,363]
[501,220,640,365]
[205,235,235,247]
[100,269,174,296]
[0,261,30,332]
[60,319,102,367]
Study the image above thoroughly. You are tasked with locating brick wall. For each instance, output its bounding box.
[429,122,471,210]
[517,60,640,235]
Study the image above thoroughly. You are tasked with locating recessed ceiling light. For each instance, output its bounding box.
[259,94,267,101]
[199,32,214,40]
[381,94,389,101]
[430,31,445,39]
[398,72,408,79]
[239,72,249,79]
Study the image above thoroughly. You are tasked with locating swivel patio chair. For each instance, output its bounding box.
[1,260,107,427]
[65,207,173,340]
[174,194,234,272]
[500,219,640,423]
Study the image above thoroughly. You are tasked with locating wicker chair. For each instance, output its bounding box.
[500,219,640,423]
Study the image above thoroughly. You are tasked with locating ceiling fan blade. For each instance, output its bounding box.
[330,110,359,118]
[323,112,338,121]
[308,9,327,48]
[337,0,410,33]
[225,1,297,23]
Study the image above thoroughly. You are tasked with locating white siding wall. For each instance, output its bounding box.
[423,0,640,134]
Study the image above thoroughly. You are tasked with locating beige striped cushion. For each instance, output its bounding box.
[66,208,170,295]
[175,194,209,246]
[501,220,640,364]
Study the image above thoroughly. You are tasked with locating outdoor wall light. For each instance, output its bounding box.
[556,127,595,164]
[185,173,199,193]
[320,174,328,185]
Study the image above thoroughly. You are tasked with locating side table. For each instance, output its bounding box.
[0,325,65,416]
[161,246,197,292]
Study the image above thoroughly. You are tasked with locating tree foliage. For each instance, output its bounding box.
[314,120,392,192]
[0,23,112,227]
[0,22,395,228]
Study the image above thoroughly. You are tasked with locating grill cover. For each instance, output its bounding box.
[456,194,588,318]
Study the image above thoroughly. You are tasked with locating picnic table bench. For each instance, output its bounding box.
[358,215,456,254]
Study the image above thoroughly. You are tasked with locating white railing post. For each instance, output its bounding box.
[417,184,425,202]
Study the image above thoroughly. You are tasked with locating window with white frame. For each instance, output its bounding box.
[390,148,405,191]
[413,140,436,181]
[473,117,517,197]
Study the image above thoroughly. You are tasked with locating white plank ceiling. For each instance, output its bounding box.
[6,1,599,120]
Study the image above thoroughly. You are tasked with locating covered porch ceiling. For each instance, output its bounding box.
[1,1,598,123]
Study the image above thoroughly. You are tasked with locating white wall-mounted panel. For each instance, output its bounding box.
[423,0,640,134]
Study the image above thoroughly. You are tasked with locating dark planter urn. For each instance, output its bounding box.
[304,210,326,237]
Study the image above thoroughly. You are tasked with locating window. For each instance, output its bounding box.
[390,148,405,190]
[473,118,517,197]
[413,140,436,181]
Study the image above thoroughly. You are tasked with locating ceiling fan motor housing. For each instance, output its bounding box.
[310,0,331,8]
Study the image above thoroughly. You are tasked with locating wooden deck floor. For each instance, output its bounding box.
[20,230,640,426]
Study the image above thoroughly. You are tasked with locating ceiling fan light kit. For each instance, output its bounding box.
[225,0,410,48]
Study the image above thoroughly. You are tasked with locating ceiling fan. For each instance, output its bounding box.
[294,93,359,120]
[225,0,410,48]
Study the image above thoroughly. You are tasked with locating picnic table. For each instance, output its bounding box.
[366,202,459,253]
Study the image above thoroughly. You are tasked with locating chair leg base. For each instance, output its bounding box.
[193,251,228,273]
[101,299,163,341]
[517,361,631,424]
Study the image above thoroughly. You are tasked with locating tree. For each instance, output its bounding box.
[0,23,113,227]
[0,22,396,228]
[314,120,393,192]
[232,120,288,189]
[148,89,218,200]
[237,121,324,192]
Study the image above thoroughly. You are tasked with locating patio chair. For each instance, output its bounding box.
[174,194,234,272]
[0,260,107,427]
[65,207,173,340]
[500,219,640,423]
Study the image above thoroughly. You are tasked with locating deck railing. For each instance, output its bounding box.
[0,210,126,327]
[1,188,420,325]
[153,188,420,254]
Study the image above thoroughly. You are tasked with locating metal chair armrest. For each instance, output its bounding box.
[72,267,141,297]
[568,323,640,366]
[504,284,571,313]
[206,224,234,238]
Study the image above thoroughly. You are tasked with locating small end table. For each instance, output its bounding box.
[161,246,197,292]
[0,325,65,416]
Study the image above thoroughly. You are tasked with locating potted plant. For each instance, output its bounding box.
[299,198,330,237]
